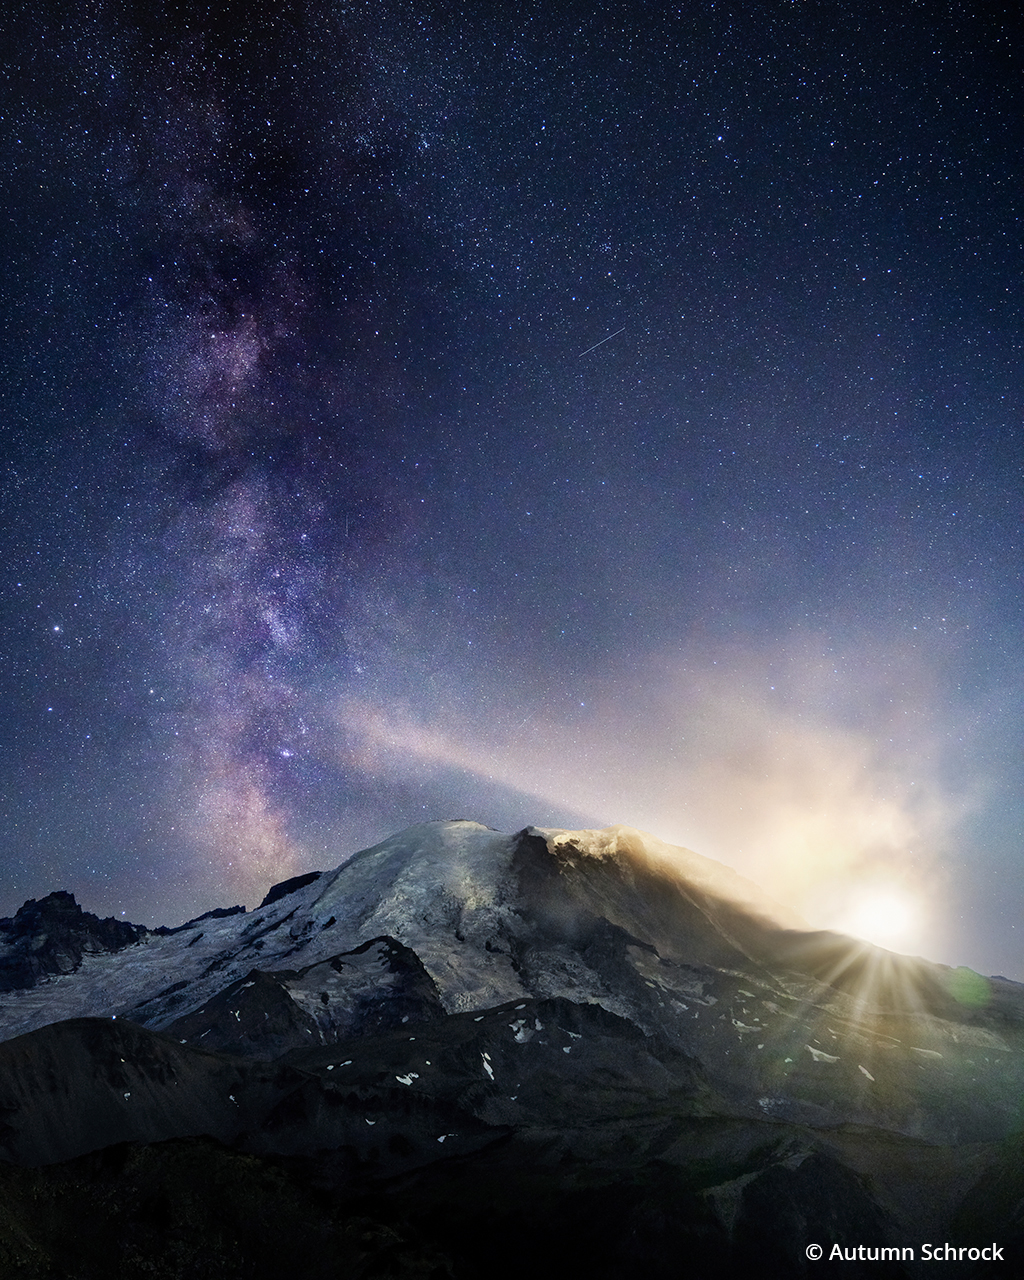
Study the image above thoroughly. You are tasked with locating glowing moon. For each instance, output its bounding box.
[834,886,921,950]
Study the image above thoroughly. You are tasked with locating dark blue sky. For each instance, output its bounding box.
[1,0,1021,975]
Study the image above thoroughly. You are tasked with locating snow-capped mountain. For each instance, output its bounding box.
[0,821,805,1033]
[1,821,1022,1278]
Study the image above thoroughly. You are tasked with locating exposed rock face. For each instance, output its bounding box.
[0,820,1021,1276]
[0,891,147,993]
[257,870,323,909]
[161,936,447,1057]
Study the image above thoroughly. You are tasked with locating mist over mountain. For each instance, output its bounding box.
[0,821,1021,1278]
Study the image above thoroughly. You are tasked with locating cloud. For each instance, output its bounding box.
[337,630,968,961]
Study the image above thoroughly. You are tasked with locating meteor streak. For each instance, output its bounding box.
[578,326,625,357]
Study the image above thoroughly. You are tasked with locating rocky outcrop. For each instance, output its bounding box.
[160,936,447,1057]
[0,892,146,992]
[257,871,323,909]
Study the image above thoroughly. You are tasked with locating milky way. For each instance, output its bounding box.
[1,1,1021,976]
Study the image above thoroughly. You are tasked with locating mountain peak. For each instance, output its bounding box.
[0,890,147,994]
[539,824,810,931]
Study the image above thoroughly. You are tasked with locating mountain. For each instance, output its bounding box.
[0,821,1021,1278]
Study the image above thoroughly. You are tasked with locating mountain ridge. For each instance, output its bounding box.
[1,819,1023,1276]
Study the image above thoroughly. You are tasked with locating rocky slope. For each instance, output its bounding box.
[0,820,1021,1277]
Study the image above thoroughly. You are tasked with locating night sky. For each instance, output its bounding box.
[1,1,1021,977]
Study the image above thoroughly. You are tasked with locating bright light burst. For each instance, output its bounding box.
[832,885,922,951]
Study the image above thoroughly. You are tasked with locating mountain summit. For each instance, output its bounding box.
[0,821,1022,1277]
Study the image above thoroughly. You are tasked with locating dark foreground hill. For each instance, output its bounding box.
[0,821,1022,1277]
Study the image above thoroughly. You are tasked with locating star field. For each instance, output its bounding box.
[0,1,1021,975]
